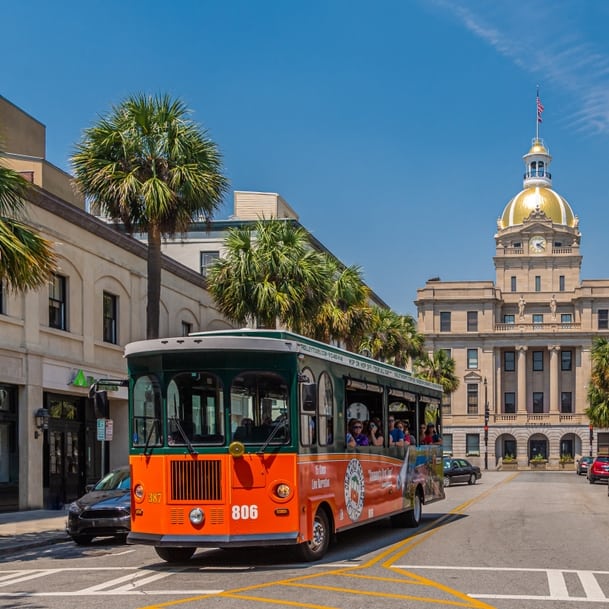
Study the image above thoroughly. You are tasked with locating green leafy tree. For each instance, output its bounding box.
[358,308,425,367]
[71,93,228,338]
[0,151,56,290]
[414,349,460,395]
[303,262,372,349]
[207,219,331,329]
[586,337,609,427]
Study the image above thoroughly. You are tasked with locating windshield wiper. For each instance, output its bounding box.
[143,419,160,456]
[171,417,198,455]
[258,419,288,454]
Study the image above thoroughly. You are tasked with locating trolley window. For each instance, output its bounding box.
[231,371,289,444]
[132,375,162,447]
[167,372,224,445]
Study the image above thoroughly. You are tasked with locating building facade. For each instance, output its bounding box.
[416,134,609,469]
[0,96,232,511]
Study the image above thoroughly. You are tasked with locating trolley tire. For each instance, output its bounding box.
[154,547,196,563]
[468,473,477,485]
[391,490,423,528]
[71,534,93,546]
[295,508,330,562]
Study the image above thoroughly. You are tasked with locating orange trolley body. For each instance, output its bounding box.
[126,330,444,562]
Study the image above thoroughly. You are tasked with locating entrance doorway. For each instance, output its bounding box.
[529,436,548,460]
[43,394,86,509]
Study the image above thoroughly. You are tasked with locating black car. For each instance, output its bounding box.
[443,458,482,487]
[576,456,593,476]
[66,466,131,545]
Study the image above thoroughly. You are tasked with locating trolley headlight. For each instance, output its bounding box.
[189,507,205,526]
[275,483,291,499]
[134,483,145,501]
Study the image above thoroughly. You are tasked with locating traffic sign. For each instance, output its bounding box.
[96,418,106,440]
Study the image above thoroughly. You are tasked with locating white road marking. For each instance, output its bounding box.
[579,570,606,601]
[394,565,609,603]
[78,569,165,592]
[0,569,61,587]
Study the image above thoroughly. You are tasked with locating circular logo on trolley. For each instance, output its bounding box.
[343,459,365,521]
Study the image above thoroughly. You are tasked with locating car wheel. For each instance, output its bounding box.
[71,534,93,546]
[154,547,196,563]
[295,508,330,562]
[589,476,596,484]
[443,475,451,487]
[468,473,477,485]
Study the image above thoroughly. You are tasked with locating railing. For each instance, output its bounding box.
[502,246,572,255]
[493,413,584,424]
[495,322,581,332]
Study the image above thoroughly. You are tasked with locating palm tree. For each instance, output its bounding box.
[358,308,425,367]
[414,349,460,395]
[586,337,609,428]
[71,93,228,339]
[0,151,56,290]
[303,262,372,348]
[207,219,332,329]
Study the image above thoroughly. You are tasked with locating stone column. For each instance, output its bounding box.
[549,345,560,413]
[495,348,502,416]
[517,346,527,413]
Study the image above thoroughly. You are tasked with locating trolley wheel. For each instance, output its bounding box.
[295,508,330,562]
[154,547,196,563]
[391,489,423,528]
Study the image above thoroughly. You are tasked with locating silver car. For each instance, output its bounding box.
[66,466,131,545]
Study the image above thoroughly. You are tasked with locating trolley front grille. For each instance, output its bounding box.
[170,459,223,501]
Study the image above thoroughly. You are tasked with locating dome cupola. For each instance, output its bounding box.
[499,137,576,229]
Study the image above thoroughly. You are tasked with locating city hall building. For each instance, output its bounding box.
[416,133,609,468]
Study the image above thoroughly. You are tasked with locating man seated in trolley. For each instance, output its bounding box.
[125,329,445,563]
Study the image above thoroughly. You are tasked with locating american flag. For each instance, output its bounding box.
[537,96,544,123]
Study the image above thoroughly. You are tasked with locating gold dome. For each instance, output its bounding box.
[527,140,548,155]
[499,186,576,228]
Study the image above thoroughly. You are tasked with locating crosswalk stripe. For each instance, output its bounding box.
[579,571,606,601]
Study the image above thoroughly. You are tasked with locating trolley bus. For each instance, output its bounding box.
[125,329,445,562]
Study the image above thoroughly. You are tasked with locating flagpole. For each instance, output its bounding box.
[536,85,540,140]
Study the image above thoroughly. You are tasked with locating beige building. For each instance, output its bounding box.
[416,134,609,469]
[0,96,232,511]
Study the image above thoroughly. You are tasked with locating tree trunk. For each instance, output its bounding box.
[146,224,162,339]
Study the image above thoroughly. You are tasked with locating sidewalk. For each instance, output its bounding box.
[0,509,69,557]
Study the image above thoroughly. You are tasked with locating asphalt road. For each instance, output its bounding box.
[0,470,607,609]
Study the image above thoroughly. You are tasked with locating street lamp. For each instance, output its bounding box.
[484,377,489,470]
[589,424,593,457]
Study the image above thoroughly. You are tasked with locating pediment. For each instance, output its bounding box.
[464,371,483,383]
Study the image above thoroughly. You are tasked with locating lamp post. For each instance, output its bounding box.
[589,424,593,457]
[484,377,489,470]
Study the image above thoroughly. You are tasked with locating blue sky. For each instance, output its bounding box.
[3,1,609,316]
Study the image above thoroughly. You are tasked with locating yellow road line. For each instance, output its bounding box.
[137,473,519,609]
[283,580,477,607]
[220,592,339,609]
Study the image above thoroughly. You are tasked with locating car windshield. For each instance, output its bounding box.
[94,469,130,491]
[596,457,609,463]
